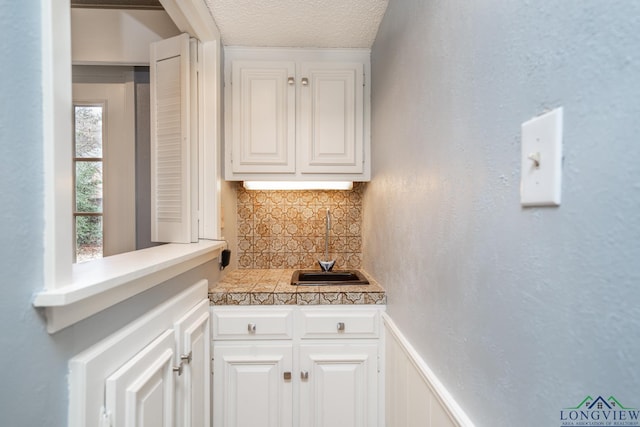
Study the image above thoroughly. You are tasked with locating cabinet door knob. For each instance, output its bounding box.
[180,351,192,364]
[301,371,309,380]
[173,364,183,376]
[301,77,309,86]
[288,76,295,85]
[337,322,345,332]
[248,323,256,333]
[283,372,292,380]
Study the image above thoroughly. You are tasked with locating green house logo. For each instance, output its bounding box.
[560,395,640,426]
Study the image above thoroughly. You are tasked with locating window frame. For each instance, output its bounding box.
[35,0,223,333]
[73,102,106,263]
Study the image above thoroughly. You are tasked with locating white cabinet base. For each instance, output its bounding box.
[68,280,210,427]
[211,305,385,427]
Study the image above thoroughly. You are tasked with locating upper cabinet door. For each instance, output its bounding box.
[231,60,296,173]
[150,33,195,243]
[298,62,364,174]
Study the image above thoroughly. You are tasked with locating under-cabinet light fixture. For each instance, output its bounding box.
[242,181,354,191]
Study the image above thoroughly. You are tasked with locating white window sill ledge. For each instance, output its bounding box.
[33,240,224,333]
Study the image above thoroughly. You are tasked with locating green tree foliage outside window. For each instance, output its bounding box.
[74,105,103,261]
[75,162,102,245]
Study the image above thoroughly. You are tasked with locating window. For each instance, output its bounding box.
[73,104,104,262]
[36,0,223,333]
[73,76,138,259]
[40,1,221,292]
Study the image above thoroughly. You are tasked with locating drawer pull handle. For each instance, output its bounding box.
[337,322,345,332]
[284,372,292,380]
[301,371,309,380]
[248,323,256,333]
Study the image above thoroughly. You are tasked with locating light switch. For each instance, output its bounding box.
[520,107,563,206]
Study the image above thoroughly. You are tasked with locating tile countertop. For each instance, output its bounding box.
[209,269,386,306]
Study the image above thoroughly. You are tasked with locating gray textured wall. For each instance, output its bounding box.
[0,4,221,425]
[366,1,640,425]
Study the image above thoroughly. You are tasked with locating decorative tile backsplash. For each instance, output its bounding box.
[236,182,364,269]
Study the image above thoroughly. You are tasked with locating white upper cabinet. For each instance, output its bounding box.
[224,48,371,182]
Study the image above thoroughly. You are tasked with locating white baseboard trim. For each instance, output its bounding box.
[382,312,475,427]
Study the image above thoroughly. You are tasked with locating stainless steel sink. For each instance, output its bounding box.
[291,270,369,286]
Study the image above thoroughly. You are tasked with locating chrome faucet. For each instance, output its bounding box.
[318,208,336,272]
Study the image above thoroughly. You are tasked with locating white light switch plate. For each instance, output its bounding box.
[520,107,563,206]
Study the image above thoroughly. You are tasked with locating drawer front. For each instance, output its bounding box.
[212,309,293,340]
[298,309,379,339]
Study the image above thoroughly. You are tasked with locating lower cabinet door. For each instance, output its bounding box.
[299,343,378,427]
[105,329,176,427]
[213,343,293,427]
[174,299,211,427]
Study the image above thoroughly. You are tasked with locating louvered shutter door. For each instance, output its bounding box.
[150,33,194,243]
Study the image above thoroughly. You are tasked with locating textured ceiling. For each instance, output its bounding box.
[205,0,389,48]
